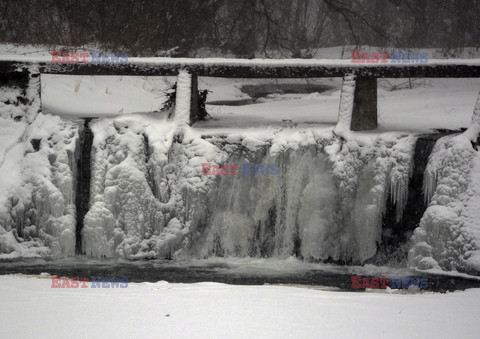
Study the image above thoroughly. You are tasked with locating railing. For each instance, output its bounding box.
[2,56,480,131]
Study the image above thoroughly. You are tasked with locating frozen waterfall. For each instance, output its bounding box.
[76,120,416,263]
[6,113,474,269]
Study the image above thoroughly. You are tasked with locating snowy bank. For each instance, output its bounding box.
[1,274,480,339]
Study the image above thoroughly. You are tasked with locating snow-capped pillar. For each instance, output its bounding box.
[350,76,378,131]
[174,69,192,127]
[334,74,356,137]
[335,74,378,136]
[26,66,42,122]
[189,73,200,125]
[174,69,200,128]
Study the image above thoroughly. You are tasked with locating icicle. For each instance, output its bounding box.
[423,166,438,205]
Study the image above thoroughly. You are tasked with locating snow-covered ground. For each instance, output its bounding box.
[41,74,173,117]
[1,274,480,339]
[40,74,480,132]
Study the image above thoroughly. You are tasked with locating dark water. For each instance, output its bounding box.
[75,118,93,254]
[207,82,335,106]
[375,133,447,264]
[241,83,335,99]
[1,259,479,293]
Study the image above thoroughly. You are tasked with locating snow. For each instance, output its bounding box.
[41,74,171,117]
[1,274,480,338]
[38,74,480,133]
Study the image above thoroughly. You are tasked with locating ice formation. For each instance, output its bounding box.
[409,93,480,274]
[80,115,228,259]
[78,119,415,262]
[0,73,77,258]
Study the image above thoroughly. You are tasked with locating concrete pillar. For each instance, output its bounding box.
[351,77,378,131]
[189,73,200,125]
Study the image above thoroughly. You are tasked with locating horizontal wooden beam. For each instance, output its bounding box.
[1,58,480,78]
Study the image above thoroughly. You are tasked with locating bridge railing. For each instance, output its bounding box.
[1,56,480,131]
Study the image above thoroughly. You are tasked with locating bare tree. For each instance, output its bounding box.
[0,0,479,57]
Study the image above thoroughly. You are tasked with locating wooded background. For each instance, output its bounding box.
[1,0,478,57]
